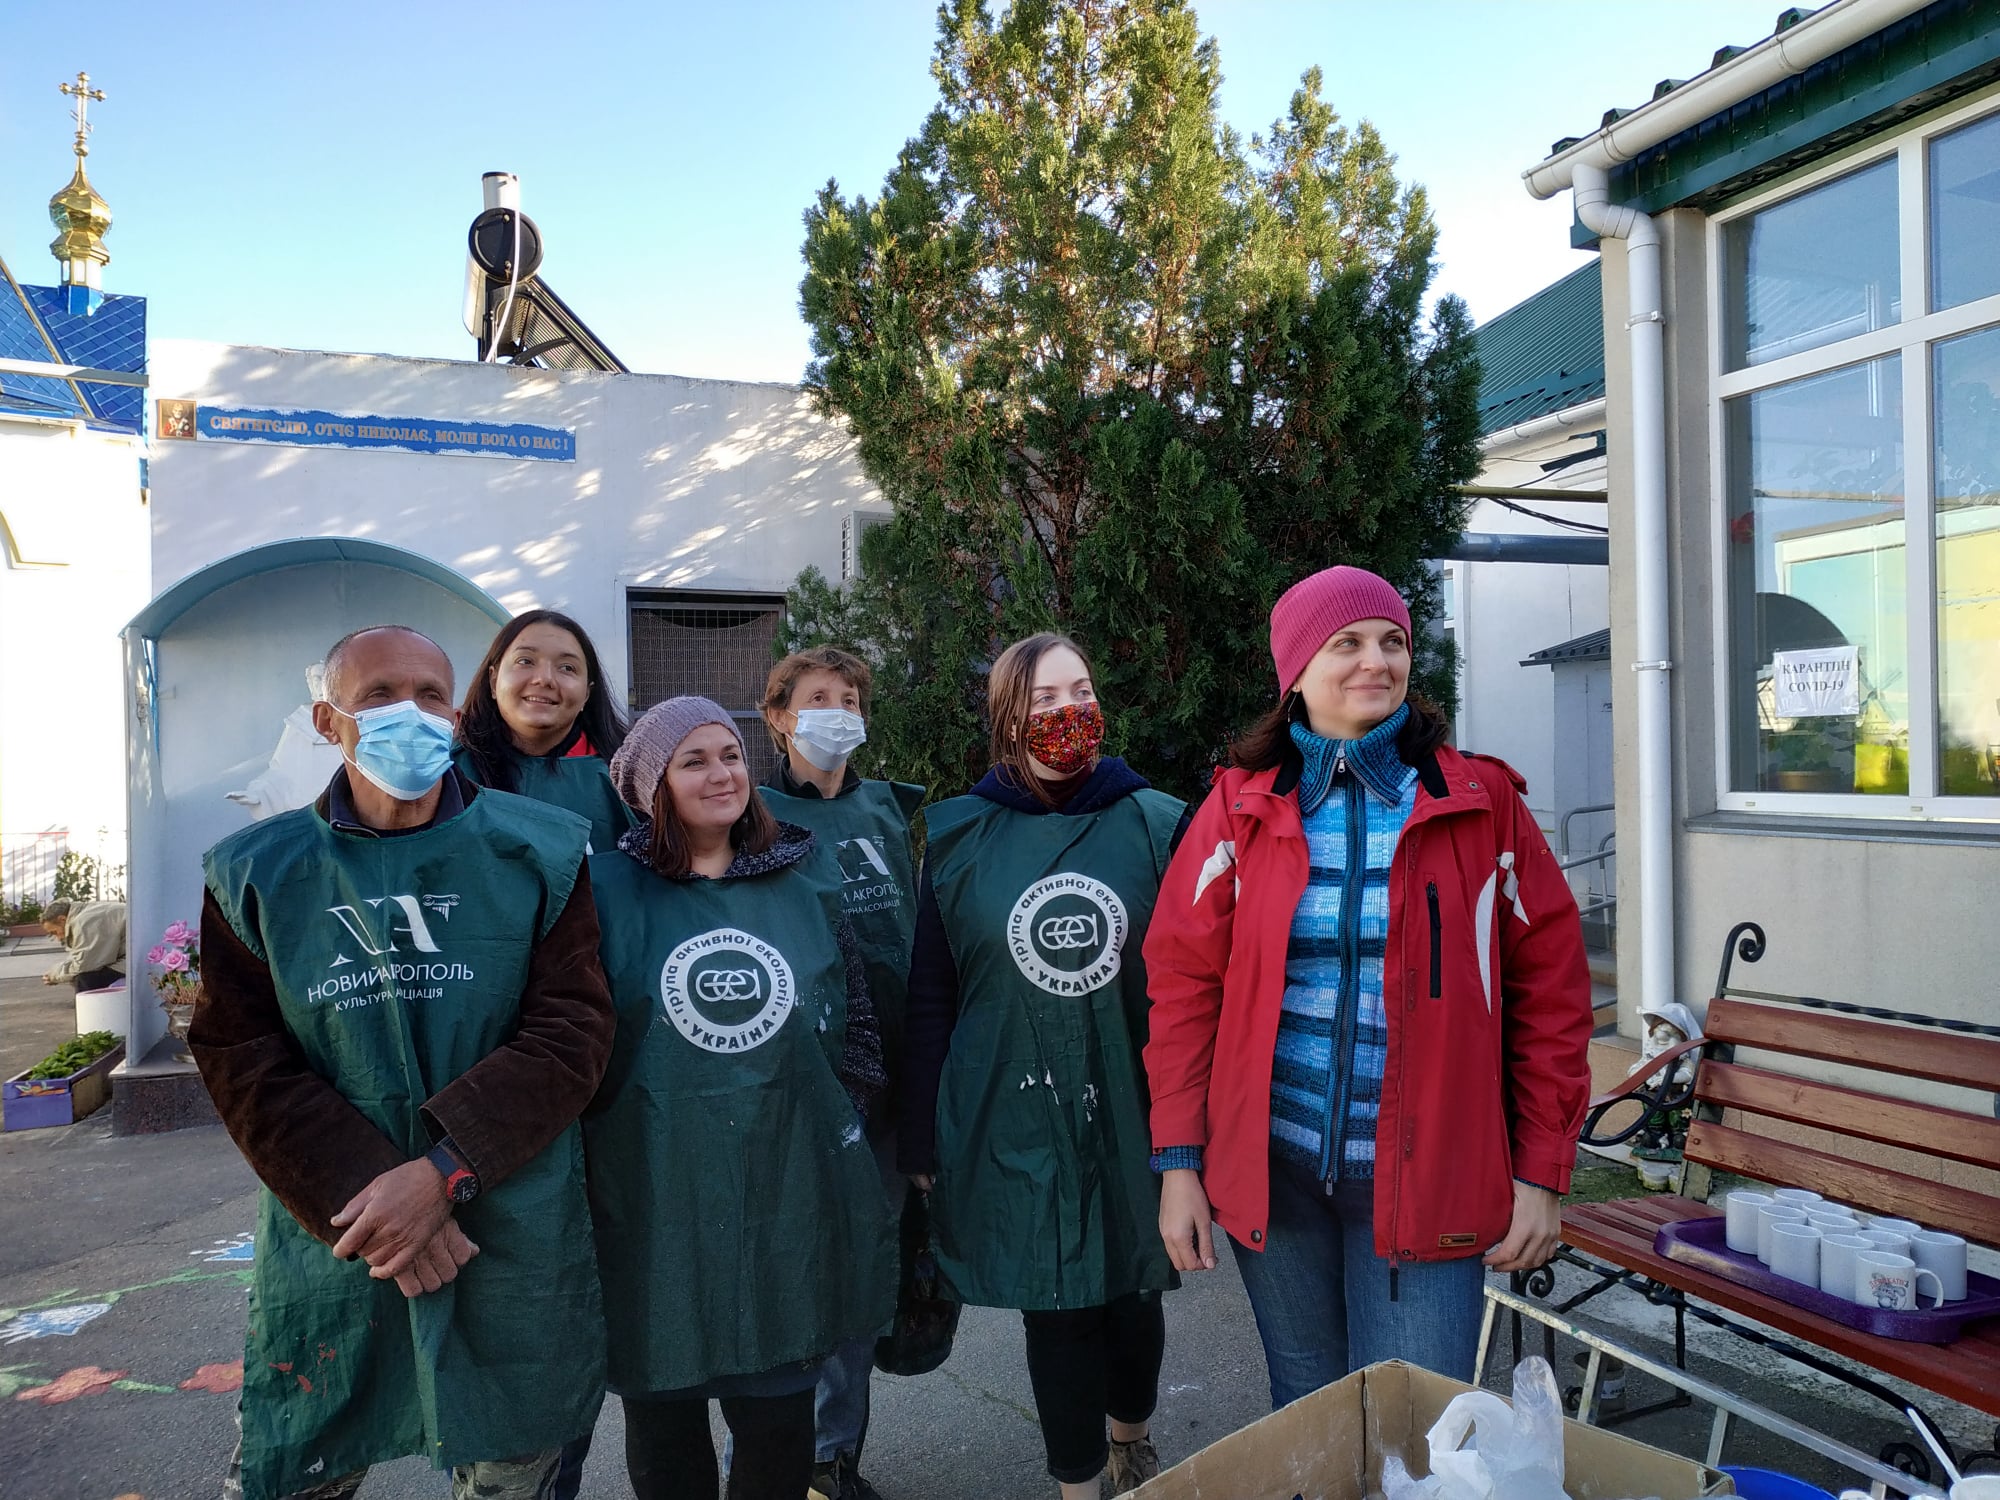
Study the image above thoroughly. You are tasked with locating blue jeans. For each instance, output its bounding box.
[814,1333,873,1464]
[1228,1161,1486,1410]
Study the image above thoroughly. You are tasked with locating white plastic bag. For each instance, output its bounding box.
[1381,1358,1572,1500]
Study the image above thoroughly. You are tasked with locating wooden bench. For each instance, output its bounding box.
[1553,922,2000,1483]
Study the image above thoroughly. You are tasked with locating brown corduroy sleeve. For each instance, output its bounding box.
[418,862,614,1190]
[191,891,405,1247]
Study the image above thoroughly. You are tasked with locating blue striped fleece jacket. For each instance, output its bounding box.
[1268,712,1417,1182]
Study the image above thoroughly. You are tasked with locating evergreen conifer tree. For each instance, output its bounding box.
[793,0,1480,800]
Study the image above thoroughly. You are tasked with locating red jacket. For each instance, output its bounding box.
[1141,743,1592,1262]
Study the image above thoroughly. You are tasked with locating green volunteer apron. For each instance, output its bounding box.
[925,788,1183,1311]
[757,779,922,1089]
[203,789,605,1500]
[453,743,635,854]
[584,839,896,1395]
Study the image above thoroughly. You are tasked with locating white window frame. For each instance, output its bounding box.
[1706,81,2000,823]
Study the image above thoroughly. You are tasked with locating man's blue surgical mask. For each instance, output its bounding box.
[790,708,867,771]
[329,699,456,801]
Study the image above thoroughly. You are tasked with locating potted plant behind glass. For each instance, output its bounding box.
[147,920,202,1061]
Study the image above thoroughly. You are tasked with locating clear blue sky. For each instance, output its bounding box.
[2,1,1781,384]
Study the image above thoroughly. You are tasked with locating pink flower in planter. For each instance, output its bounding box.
[146,946,166,966]
[161,949,190,973]
[162,921,192,945]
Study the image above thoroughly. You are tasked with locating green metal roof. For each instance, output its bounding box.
[1473,260,1605,437]
[1556,0,2000,241]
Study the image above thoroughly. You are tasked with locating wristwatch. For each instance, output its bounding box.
[425,1138,480,1205]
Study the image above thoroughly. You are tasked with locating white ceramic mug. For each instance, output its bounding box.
[1821,1234,1873,1300]
[1725,1190,1774,1255]
[1910,1229,1969,1302]
[1868,1216,1922,1237]
[1806,1212,1861,1233]
[1855,1250,1945,1311]
[1772,1188,1824,1209]
[1768,1221,1822,1287]
[1757,1203,1810,1264]
[1861,1229,1913,1258]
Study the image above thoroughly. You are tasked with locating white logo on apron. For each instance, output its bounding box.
[1006,874,1128,996]
[660,927,796,1052]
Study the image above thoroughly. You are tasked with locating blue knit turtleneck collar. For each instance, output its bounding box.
[1290,703,1413,815]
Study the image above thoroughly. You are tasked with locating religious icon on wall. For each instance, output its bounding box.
[156,399,195,440]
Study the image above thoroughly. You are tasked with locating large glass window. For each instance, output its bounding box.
[1930,113,2000,312]
[1717,102,2000,816]
[1933,327,2000,795]
[1723,158,1899,370]
[1727,359,1907,794]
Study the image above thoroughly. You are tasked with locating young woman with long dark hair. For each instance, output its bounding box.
[1143,565,1593,1408]
[455,609,633,851]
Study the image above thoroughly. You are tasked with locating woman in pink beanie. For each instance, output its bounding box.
[1140,565,1593,1405]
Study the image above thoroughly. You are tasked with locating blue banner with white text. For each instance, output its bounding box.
[189,404,576,462]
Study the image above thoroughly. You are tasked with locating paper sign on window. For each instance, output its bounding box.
[1771,646,1860,718]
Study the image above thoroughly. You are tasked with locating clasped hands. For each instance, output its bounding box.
[329,1158,479,1299]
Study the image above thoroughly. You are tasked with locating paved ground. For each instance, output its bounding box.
[0,1111,1271,1500]
[0,1041,1994,1498]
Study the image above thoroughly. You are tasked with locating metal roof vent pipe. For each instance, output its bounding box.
[1567,160,1674,1029]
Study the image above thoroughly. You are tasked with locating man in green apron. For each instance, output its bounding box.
[193,625,616,1500]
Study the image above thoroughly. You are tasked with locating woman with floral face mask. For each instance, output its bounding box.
[756,648,922,1500]
[897,633,1185,1500]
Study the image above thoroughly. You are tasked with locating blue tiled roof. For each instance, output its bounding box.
[1473,260,1604,438]
[0,256,145,433]
[24,283,146,431]
[0,268,87,421]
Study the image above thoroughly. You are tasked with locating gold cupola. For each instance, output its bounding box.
[48,72,111,313]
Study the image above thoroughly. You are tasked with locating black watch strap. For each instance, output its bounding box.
[426,1138,479,1204]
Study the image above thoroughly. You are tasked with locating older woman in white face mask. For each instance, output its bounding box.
[757,648,923,1500]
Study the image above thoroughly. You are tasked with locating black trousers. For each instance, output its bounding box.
[621,1389,813,1500]
[72,966,123,993]
[1020,1290,1166,1483]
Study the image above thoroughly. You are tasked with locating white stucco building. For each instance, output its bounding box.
[0,263,148,909]
[146,340,884,747]
[1523,0,2000,1041]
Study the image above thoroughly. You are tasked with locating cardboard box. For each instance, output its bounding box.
[1134,1361,1733,1500]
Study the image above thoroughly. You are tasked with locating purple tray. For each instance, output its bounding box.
[1654,1216,2000,1345]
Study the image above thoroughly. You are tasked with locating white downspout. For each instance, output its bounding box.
[1569,162,1676,1019]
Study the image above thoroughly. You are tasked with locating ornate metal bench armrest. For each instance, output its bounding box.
[1579,1035,1708,1149]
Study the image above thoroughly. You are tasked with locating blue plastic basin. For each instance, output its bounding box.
[1722,1466,1837,1500]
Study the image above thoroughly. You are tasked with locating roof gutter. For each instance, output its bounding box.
[1522,0,1936,200]
[1480,397,1607,454]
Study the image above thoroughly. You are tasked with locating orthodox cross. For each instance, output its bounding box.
[58,72,106,156]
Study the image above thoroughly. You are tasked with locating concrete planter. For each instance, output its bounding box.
[75,985,128,1038]
[3,1041,125,1131]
